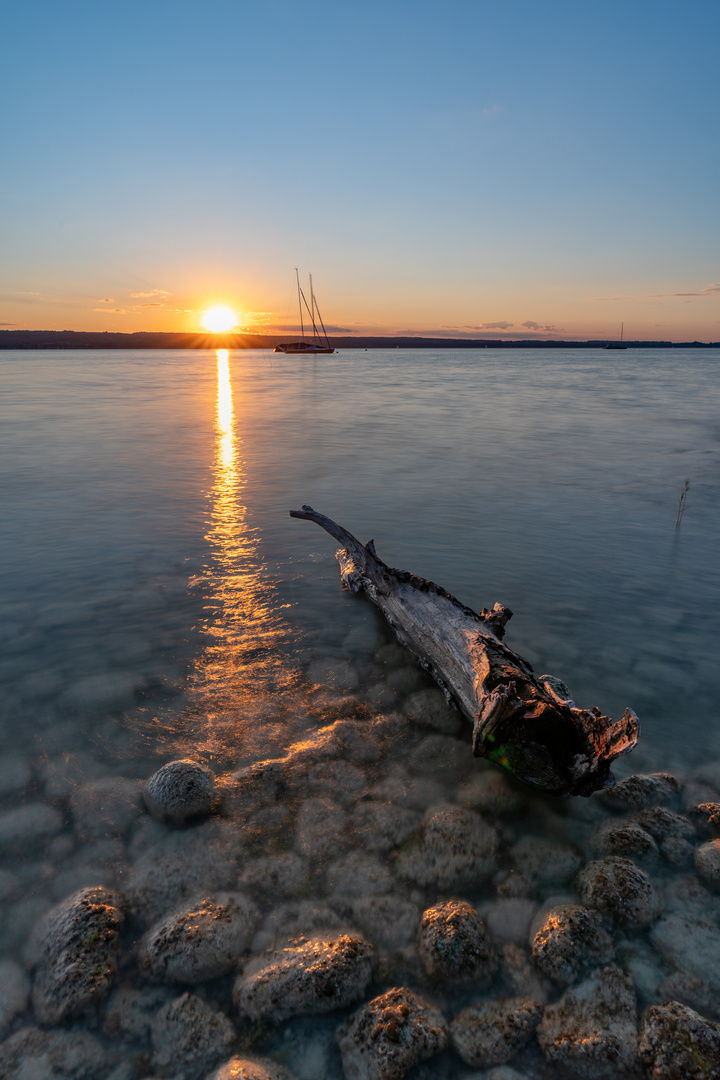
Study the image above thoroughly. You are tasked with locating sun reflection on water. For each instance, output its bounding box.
[185,349,298,763]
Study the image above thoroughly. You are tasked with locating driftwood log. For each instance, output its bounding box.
[290,506,638,797]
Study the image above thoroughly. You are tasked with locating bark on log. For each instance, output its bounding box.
[290,506,638,797]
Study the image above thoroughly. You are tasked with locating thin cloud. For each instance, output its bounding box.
[0,322,17,326]
[521,321,540,330]
[130,289,170,298]
[672,283,720,296]
[98,297,114,303]
[483,321,514,330]
[94,307,127,314]
[141,303,162,307]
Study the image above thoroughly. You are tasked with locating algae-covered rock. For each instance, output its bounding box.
[207,1057,297,1080]
[588,820,658,862]
[234,933,373,1022]
[651,911,720,992]
[531,904,615,985]
[601,772,680,810]
[537,965,638,1079]
[336,986,448,1080]
[575,856,662,927]
[450,996,542,1068]
[138,893,259,982]
[419,899,498,983]
[29,885,124,1024]
[638,1001,720,1079]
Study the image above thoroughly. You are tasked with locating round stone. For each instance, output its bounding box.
[695,839,720,889]
[419,899,498,982]
[531,904,615,984]
[575,857,662,927]
[143,759,216,824]
[450,996,543,1068]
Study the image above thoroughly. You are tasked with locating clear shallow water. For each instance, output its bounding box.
[1,347,720,1077]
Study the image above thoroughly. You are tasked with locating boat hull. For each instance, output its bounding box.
[274,343,334,354]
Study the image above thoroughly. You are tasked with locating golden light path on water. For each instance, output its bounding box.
[185,349,299,764]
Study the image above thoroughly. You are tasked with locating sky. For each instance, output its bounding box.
[1,0,718,341]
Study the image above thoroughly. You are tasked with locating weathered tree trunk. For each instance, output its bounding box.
[290,506,638,796]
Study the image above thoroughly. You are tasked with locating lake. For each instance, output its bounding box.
[1,346,719,1078]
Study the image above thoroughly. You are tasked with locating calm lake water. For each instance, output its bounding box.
[1,346,719,1077]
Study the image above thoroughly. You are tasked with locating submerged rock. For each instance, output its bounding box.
[636,806,695,841]
[351,801,422,854]
[151,992,236,1078]
[325,851,393,897]
[0,959,29,1034]
[138,893,259,983]
[69,777,143,839]
[336,986,448,1080]
[29,885,124,1024]
[395,804,496,888]
[575,856,662,927]
[501,942,551,1004]
[531,904,615,985]
[510,836,582,889]
[695,839,720,889]
[294,797,350,861]
[456,768,526,816]
[348,895,421,951]
[403,687,461,735]
[601,772,680,810]
[638,1001,720,1079]
[143,759,216,824]
[0,803,63,853]
[484,898,537,944]
[0,1025,106,1079]
[658,972,718,1020]
[450,996,543,1068]
[419,899,498,983]
[537,965,638,1079]
[234,933,373,1022]
[588,820,659,862]
[103,984,174,1041]
[686,802,720,838]
[651,911,720,992]
[238,853,310,897]
[207,1057,297,1080]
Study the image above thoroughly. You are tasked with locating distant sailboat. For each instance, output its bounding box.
[274,271,334,354]
[604,323,627,350]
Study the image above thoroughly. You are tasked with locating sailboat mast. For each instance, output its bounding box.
[309,274,320,344]
[296,267,304,341]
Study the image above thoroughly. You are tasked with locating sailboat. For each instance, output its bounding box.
[274,271,335,354]
[603,323,627,350]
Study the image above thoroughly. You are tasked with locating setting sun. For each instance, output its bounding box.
[201,305,238,333]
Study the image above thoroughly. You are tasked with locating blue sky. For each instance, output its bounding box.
[1,0,718,339]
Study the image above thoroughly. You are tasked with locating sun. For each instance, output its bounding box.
[201,305,238,333]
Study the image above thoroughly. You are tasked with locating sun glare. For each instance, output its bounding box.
[201,305,238,333]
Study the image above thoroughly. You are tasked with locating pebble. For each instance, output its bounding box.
[143,759,217,824]
[289,758,368,805]
[456,769,526,815]
[347,895,421,950]
[663,874,720,919]
[295,797,350,860]
[69,777,142,839]
[450,996,543,1068]
[651,911,720,992]
[0,754,31,797]
[234,933,373,1022]
[510,836,582,888]
[336,986,448,1080]
[326,852,393,897]
[403,687,461,735]
[638,1001,720,1079]
[0,959,29,1034]
[575,856,662,927]
[635,806,695,841]
[601,772,680,810]
[694,839,720,889]
[138,892,260,982]
[501,943,551,1004]
[686,802,720,838]
[103,984,174,1041]
[419,899,498,982]
[658,971,718,1019]
[251,901,345,953]
[0,802,63,853]
[306,657,359,690]
[351,801,422,854]
[395,804,496,888]
[406,733,469,778]
[238,853,310,897]
[126,821,240,923]
[483,898,536,944]
[207,1057,297,1079]
[151,992,236,1078]
[40,751,109,800]
[28,885,124,1024]
[0,1025,106,1079]
[531,904,615,984]
[588,820,658,862]
[537,965,638,1079]
[661,836,696,867]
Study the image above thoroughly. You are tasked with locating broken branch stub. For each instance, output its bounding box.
[290,506,638,797]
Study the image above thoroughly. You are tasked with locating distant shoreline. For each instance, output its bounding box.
[1,329,718,350]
